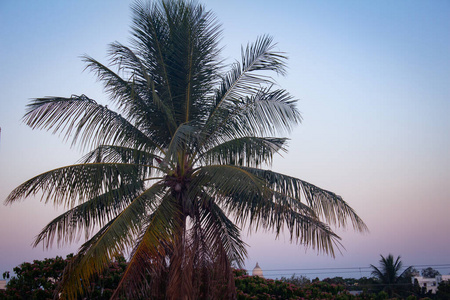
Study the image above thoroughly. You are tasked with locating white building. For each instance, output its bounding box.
[0,280,6,290]
[412,275,450,294]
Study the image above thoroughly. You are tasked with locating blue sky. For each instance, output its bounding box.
[1,0,449,279]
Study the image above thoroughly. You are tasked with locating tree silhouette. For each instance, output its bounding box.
[422,267,440,278]
[370,254,412,297]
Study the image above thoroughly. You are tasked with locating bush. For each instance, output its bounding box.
[0,255,126,300]
[233,270,360,300]
[280,274,311,286]
[4,258,427,299]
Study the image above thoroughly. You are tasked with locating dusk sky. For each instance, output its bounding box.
[1,0,449,279]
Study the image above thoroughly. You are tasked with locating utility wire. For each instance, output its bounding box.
[247,263,450,273]
[245,263,450,278]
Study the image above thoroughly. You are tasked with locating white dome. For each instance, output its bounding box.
[252,262,264,278]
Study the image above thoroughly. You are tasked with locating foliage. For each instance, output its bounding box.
[437,280,450,300]
[233,270,418,300]
[323,277,348,286]
[0,255,127,300]
[0,256,66,299]
[279,274,311,286]
[2,259,427,300]
[5,0,367,298]
[373,290,388,300]
[370,254,412,297]
[421,267,441,278]
[234,270,353,300]
[401,267,419,283]
[323,277,366,292]
[356,276,380,294]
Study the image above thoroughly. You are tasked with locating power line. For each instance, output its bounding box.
[245,263,450,278]
[247,263,450,273]
[260,266,372,272]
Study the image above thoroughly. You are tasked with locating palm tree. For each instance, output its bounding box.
[371,254,412,297]
[5,0,367,299]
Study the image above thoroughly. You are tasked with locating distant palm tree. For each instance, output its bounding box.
[5,0,367,299]
[371,254,412,297]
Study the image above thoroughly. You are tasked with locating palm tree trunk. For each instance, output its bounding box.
[167,212,195,300]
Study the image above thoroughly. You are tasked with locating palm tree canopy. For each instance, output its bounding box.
[5,0,367,299]
[371,254,404,284]
[370,254,412,296]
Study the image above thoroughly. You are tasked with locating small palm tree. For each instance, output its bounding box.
[371,254,412,297]
[6,0,367,299]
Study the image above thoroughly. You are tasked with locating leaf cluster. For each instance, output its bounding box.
[0,255,127,300]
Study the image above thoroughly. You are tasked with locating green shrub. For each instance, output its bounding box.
[375,290,388,299]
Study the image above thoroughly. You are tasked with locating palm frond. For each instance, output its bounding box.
[164,123,198,166]
[239,167,368,233]
[82,54,155,126]
[130,0,174,110]
[23,95,162,152]
[201,87,301,152]
[110,41,184,133]
[130,0,223,131]
[33,181,144,249]
[161,0,222,124]
[205,35,288,129]
[190,200,239,299]
[398,266,413,280]
[5,163,142,208]
[79,145,163,178]
[199,136,287,168]
[199,168,342,256]
[241,34,287,75]
[370,265,386,283]
[111,193,181,299]
[201,199,248,267]
[192,165,266,200]
[230,193,342,256]
[235,88,301,136]
[57,182,167,299]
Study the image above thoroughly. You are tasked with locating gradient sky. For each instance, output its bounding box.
[1,0,449,279]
